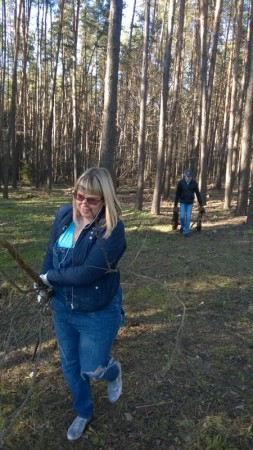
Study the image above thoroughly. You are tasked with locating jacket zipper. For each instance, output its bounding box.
[71,286,74,309]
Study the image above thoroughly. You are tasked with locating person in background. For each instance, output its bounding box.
[39,167,126,441]
[174,168,204,237]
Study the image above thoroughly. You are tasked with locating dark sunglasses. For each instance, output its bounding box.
[73,193,102,205]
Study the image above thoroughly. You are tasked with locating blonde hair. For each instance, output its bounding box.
[73,167,122,238]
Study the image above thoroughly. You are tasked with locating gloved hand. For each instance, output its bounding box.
[39,273,52,288]
[34,273,53,304]
[199,206,205,213]
[37,288,53,303]
[173,206,179,213]
[33,282,53,304]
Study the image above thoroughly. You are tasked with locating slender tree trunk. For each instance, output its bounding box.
[72,0,80,183]
[198,0,208,204]
[117,0,136,182]
[0,0,7,192]
[206,0,223,183]
[224,0,243,209]
[46,0,65,191]
[100,0,123,182]
[136,0,150,211]
[164,0,184,200]
[207,0,223,116]
[237,3,253,216]
[185,18,200,177]
[215,17,233,189]
[34,0,45,188]
[4,0,22,197]
[21,0,32,168]
[151,0,175,215]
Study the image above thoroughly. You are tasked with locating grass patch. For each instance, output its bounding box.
[0,187,253,449]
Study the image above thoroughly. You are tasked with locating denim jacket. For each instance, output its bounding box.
[41,204,126,312]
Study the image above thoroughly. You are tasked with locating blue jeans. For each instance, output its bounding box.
[180,203,193,235]
[51,245,123,418]
[52,293,122,418]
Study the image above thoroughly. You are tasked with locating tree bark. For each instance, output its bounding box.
[4,0,22,197]
[46,0,65,191]
[198,0,208,204]
[224,0,243,209]
[164,0,185,200]
[0,0,7,192]
[237,3,253,216]
[100,0,123,182]
[136,0,150,211]
[151,0,175,215]
[72,0,80,183]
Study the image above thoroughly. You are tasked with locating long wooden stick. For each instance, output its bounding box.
[0,239,41,284]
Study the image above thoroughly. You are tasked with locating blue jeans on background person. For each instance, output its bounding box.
[180,202,193,235]
[51,245,123,419]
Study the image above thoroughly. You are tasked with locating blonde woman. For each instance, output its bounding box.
[40,167,126,441]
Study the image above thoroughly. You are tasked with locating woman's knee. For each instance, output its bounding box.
[82,364,108,381]
[82,359,119,382]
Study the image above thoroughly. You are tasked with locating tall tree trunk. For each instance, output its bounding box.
[207,0,223,116]
[46,0,65,191]
[198,0,208,204]
[215,17,233,189]
[0,0,7,192]
[34,0,47,188]
[100,0,123,182]
[224,0,243,209]
[72,0,80,183]
[185,17,200,179]
[151,0,175,215]
[136,0,150,211]
[237,3,253,216]
[4,0,22,197]
[206,0,223,183]
[117,0,136,181]
[164,0,184,200]
[21,0,32,167]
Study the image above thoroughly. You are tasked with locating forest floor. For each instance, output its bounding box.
[0,186,253,450]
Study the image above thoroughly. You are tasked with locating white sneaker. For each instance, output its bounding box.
[67,415,91,441]
[107,361,122,403]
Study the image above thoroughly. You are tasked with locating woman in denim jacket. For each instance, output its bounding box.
[39,167,126,441]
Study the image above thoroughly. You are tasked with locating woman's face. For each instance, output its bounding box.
[74,190,103,222]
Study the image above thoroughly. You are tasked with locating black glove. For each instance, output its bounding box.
[199,206,205,213]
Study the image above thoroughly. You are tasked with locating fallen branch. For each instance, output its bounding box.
[0,239,41,284]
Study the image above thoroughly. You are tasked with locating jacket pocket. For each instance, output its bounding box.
[69,271,120,312]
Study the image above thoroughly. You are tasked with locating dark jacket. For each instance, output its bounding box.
[41,204,126,312]
[174,178,203,206]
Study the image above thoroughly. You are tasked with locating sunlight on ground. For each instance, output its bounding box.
[119,321,172,338]
[126,217,247,234]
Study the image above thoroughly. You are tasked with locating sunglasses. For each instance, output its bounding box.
[73,193,102,205]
